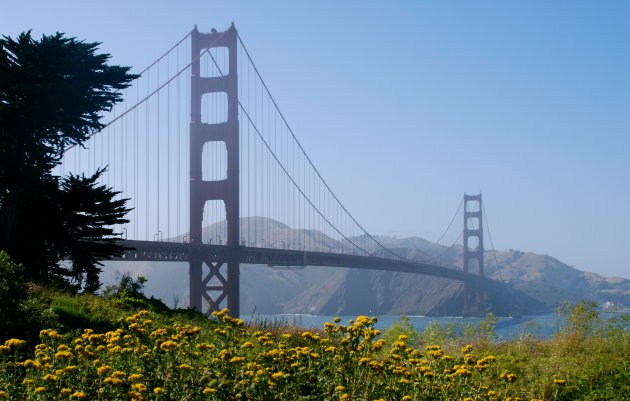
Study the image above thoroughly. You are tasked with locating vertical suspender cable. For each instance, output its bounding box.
[146,70,150,240]
[134,82,138,238]
[167,52,170,240]
[176,44,180,239]
[239,45,243,244]
[123,89,127,235]
[157,60,161,239]
[247,51,251,243]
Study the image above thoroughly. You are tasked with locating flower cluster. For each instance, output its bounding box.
[0,310,547,400]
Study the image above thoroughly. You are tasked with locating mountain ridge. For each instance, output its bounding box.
[101,217,629,316]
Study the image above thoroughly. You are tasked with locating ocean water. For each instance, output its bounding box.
[247,313,562,340]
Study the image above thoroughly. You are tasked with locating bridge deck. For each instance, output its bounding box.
[112,240,493,286]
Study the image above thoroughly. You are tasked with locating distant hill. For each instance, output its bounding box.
[483,249,630,308]
[101,217,630,316]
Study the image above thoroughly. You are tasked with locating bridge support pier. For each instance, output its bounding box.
[189,255,239,314]
[189,24,240,316]
[463,193,486,316]
[189,258,203,310]
[227,259,240,315]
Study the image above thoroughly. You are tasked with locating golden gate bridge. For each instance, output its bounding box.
[59,24,497,317]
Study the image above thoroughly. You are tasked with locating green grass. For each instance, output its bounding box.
[1,286,628,401]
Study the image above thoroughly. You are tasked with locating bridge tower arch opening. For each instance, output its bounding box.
[189,24,240,316]
[463,193,485,316]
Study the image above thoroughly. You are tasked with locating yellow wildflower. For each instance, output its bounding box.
[111,370,126,379]
[455,367,472,377]
[43,374,58,381]
[47,330,62,339]
[372,339,386,351]
[97,365,112,375]
[129,373,143,382]
[150,328,167,337]
[132,383,148,392]
[196,342,214,350]
[4,338,26,348]
[55,350,73,360]
[159,340,178,350]
[71,392,87,398]
[271,372,286,380]
[22,359,42,369]
[103,377,123,385]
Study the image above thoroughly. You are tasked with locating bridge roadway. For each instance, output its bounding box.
[112,240,497,288]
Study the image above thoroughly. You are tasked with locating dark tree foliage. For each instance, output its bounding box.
[0,31,136,291]
[58,169,131,292]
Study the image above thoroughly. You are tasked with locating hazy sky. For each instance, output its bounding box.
[2,1,629,278]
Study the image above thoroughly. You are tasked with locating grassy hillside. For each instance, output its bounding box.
[0,288,628,400]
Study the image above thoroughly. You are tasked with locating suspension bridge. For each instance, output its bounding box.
[59,24,498,317]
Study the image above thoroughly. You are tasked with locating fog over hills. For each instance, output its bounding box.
[101,218,630,316]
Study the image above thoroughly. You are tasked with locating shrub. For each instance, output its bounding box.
[381,315,421,347]
[0,252,56,344]
[102,272,170,314]
[0,251,27,341]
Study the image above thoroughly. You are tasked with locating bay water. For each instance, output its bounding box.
[247,313,561,340]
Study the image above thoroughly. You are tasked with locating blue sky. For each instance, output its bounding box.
[2,1,629,278]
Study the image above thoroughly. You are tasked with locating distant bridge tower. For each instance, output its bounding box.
[189,25,240,316]
[463,193,485,316]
